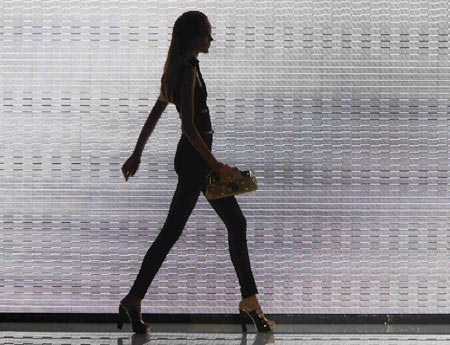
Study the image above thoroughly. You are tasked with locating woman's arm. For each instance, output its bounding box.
[133,97,168,156]
[179,67,219,170]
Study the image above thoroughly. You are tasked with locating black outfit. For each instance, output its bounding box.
[129,56,259,300]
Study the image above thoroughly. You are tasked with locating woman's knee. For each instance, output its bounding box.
[226,212,247,234]
[160,219,185,239]
[239,214,247,230]
[161,185,201,238]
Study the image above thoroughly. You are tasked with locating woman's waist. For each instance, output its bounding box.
[177,131,213,155]
[180,108,213,135]
[179,129,214,145]
[180,129,214,138]
[177,106,210,117]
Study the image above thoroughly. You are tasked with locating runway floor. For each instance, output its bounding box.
[2,323,450,345]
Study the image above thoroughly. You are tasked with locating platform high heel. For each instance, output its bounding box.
[239,307,275,332]
[117,302,151,333]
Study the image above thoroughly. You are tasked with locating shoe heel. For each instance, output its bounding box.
[118,301,150,333]
[117,304,127,329]
[239,309,248,332]
[240,307,273,332]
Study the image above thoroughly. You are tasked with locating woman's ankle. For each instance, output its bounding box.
[240,294,260,308]
[124,293,142,303]
[242,294,257,301]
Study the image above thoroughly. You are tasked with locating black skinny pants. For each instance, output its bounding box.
[129,133,259,300]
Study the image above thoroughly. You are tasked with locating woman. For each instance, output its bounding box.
[118,11,275,334]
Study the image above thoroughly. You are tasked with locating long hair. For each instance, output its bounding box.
[160,11,209,104]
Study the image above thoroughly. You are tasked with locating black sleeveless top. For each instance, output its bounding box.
[174,57,213,133]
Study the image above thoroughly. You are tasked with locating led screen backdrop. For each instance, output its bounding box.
[1,0,449,314]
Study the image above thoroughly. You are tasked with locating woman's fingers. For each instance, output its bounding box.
[125,169,131,181]
[122,155,140,181]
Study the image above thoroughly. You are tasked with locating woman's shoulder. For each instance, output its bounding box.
[177,60,197,82]
[171,61,196,105]
[177,62,195,82]
[180,63,195,72]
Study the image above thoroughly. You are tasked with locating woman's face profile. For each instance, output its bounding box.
[196,20,213,54]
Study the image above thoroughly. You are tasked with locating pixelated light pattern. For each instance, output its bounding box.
[1,0,450,314]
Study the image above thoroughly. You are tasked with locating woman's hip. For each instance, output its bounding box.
[174,136,213,177]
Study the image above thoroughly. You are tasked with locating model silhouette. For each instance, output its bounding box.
[117,10,275,334]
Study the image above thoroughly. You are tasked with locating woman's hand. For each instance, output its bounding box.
[122,152,141,182]
[212,161,241,183]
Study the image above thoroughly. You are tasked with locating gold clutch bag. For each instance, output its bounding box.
[205,169,258,200]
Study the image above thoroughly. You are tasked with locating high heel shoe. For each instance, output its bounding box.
[239,307,275,332]
[117,301,151,333]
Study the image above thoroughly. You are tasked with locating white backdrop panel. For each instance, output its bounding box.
[1,0,449,313]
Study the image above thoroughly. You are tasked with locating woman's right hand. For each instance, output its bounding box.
[122,152,141,182]
[212,160,241,183]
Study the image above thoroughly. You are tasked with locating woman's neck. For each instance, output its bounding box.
[191,51,199,59]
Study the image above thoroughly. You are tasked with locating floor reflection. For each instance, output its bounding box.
[2,332,450,345]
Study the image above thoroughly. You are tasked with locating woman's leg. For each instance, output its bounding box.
[205,194,259,299]
[128,177,202,299]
